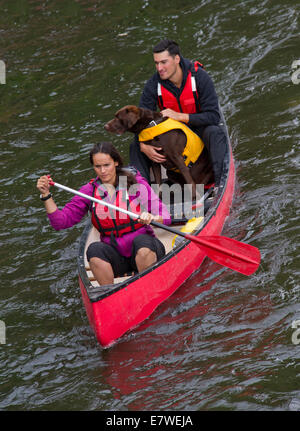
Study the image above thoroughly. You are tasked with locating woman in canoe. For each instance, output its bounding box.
[37,142,171,285]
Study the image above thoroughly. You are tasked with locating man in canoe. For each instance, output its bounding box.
[37,142,171,286]
[130,39,227,192]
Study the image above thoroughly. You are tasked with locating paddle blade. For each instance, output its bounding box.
[187,234,261,276]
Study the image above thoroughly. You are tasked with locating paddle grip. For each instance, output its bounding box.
[47,175,55,186]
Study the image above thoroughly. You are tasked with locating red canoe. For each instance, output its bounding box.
[78,115,235,348]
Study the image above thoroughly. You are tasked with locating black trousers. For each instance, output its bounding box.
[129,125,227,186]
[86,234,166,277]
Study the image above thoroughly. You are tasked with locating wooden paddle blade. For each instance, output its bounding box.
[186,234,261,276]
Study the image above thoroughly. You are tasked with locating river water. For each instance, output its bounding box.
[0,0,299,412]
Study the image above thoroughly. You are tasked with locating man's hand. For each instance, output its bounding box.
[140,142,166,163]
[161,108,189,123]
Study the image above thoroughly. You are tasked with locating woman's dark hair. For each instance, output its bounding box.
[152,39,180,57]
[89,142,137,187]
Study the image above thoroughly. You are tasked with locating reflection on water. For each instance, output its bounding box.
[0,0,299,411]
[101,263,276,410]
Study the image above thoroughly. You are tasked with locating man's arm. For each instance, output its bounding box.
[139,76,158,110]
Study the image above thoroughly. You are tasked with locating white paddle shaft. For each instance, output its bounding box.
[51,181,139,219]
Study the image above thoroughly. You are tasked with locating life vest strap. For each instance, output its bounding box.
[91,180,144,237]
[157,61,204,113]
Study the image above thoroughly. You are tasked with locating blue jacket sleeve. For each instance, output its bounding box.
[139,75,159,111]
[187,67,220,128]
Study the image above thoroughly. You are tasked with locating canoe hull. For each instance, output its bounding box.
[79,236,207,347]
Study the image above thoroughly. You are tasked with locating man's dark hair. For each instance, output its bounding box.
[152,39,180,57]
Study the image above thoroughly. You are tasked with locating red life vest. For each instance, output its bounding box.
[157,61,204,114]
[90,179,144,238]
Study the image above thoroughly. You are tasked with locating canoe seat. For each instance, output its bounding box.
[85,266,137,283]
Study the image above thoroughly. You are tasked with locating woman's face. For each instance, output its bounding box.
[92,152,118,185]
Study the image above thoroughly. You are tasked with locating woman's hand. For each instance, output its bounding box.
[138,212,163,225]
[140,143,166,163]
[36,175,57,213]
[37,175,52,196]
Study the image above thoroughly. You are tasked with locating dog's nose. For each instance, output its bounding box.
[104,123,109,130]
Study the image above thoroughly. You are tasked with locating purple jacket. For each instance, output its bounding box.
[48,171,171,257]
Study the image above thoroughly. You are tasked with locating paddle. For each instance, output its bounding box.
[48,179,260,276]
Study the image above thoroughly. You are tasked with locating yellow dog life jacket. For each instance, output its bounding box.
[138,118,204,168]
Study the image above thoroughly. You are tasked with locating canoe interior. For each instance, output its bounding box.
[78,107,232,301]
[84,217,204,288]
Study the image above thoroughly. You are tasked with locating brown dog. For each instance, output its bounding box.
[104,105,214,199]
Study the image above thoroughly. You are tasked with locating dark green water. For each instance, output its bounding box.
[0,0,299,411]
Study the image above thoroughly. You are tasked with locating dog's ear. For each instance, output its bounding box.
[117,106,139,130]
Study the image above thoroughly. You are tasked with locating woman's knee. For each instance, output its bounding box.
[86,241,111,262]
[135,247,156,260]
[89,256,110,267]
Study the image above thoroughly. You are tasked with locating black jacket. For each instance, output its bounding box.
[139,56,220,137]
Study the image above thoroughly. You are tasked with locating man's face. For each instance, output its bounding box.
[153,50,180,80]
